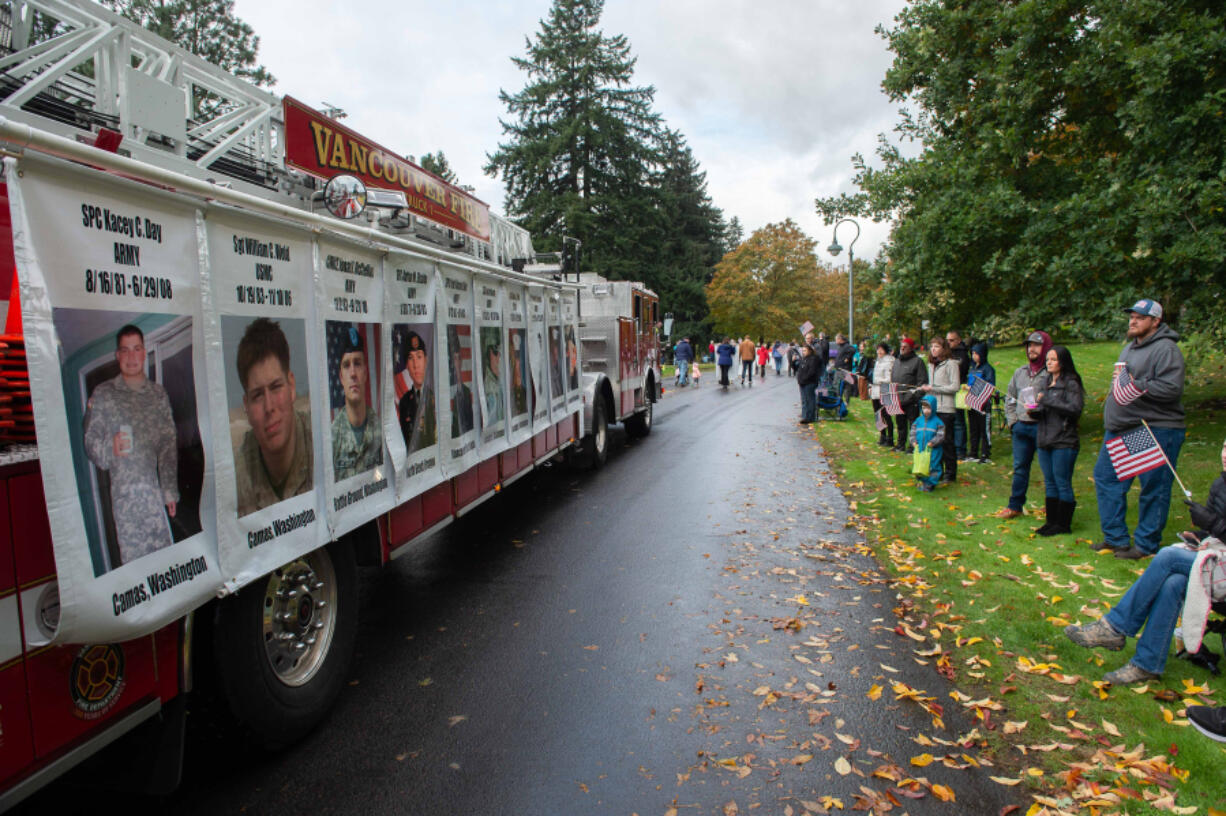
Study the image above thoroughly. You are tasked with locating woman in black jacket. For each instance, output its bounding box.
[796,344,820,425]
[1032,345,1084,535]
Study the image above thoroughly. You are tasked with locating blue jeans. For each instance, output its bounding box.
[1094,426,1185,553]
[741,360,753,382]
[1037,446,1079,502]
[952,409,967,457]
[799,383,816,421]
[677,361,690,385]
[1104,546,1196,674]
[1007,421,1039,511]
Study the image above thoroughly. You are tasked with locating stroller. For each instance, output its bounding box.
[816,388,848,420]
[815,365,848,419]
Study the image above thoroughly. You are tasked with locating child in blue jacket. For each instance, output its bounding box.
[966,342,996,462]
[910,395,945,492]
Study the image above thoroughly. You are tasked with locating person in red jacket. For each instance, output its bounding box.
[756,343,769,378]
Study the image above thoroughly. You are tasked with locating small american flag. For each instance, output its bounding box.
[875,409,888,431]
[841,369,856,385]
[1112,368,1145,406]
[1106,427,1167,480]
[965,377,996,414]
[881,383,904,416]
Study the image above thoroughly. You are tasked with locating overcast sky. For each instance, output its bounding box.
[234,0,910,264]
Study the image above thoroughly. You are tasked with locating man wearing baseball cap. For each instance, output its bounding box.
[889,336,928,452]
[994,330,1051,519]
[1092,298,1185,559]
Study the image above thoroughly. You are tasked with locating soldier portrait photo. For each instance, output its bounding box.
[548,325,564,399]
[222,316,314,518]
[508,328,529,419]
[54,309,205,576]
[392,323,436,455]
[480,326,504,426]
[326,321,384,482]
[565,325,579,392]
[446,323,475,438]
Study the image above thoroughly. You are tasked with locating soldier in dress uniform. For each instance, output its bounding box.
[83,324,179,565]
[233,318,313,516]
[396,329,436,453]
[330,324,383,481]
[482,336,504,425]
[509,330,528,418]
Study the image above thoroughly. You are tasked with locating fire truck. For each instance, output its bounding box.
[0,0,660,808]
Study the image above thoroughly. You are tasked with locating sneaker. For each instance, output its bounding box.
[1089,540,1118,552]
[918,483,934,492]
[1188,706,1226,743]
[1103,662,1159,685]
[978,457,992,465]
[1113,546,1151,560]
[1065,618,1125,651]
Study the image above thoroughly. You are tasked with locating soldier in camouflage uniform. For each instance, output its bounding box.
[396,329,436,453]
[330,324,383,481]
[83,324,179,565]
[234,318,313,517]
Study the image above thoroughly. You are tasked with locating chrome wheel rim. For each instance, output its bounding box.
[262,549,338,687]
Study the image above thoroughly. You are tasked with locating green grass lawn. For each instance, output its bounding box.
[812,340,1226,814]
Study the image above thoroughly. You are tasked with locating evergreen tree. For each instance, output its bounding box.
[419,151,459,185]
[484,0,664,279]
[723,216,744,254]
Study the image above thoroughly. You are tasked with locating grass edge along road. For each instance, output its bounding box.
[812,340,1226,816]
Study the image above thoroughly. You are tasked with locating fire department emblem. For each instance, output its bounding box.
[69,645,126,719]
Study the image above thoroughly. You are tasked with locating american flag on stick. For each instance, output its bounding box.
[1106,427,1166,480]
[875,409,888,431]
[965,377,996,414]
[1112,368,1145,406]
[881,383,904,416]
[841,369,856,385]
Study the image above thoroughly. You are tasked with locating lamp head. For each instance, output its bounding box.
[827,241,843,256]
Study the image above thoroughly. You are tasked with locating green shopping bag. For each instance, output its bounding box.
[912,447,930,476]
[954,385,967,410]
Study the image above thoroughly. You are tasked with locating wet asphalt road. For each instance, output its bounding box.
[32,371,1020,815]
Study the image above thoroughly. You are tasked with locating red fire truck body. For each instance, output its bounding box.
[0,1,660,808]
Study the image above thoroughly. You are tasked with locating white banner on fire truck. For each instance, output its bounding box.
[504,284,532,446]
[201,206,326,591]
[561,290,582,418]
[384,251,444,502]
[474,276,508,452]
[7,156,220,642]
[314,235,393,539]
[438,264,480,474]
[527,285,550,433]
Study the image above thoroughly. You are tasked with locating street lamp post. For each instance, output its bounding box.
[827,218,860,342]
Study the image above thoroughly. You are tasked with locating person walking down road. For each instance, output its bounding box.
[772,341,784,376]
[1065,439,1226,685]
[796,344,820,424]
[871,342,896,448]
[921,337,960,484]
[1093,298,1186,560]
[891,337,928,452]
[995,330,1052,519]
[690,360,702,388]
[947,330,971,460]
[1030,346,1085,537]
[966,343,995,463]
[756,343,770,378]
[716,337,736,388]
[674,337,693,387]
[910,395,945,493]
[739,336,756,386]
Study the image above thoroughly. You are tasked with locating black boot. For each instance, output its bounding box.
[1037,496,1059,536]
[1057,499,1076,534]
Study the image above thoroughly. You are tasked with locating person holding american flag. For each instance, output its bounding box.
[1092,298,1186,559]
[1029,346,1085,536]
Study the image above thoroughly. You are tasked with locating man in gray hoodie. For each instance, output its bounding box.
[1092,299,1185,559]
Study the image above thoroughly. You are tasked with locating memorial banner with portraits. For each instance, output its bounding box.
[7,155,219,642]
[201,207,325,590]
[385,251,443,502]
[314,236,393,538]
[546,292,566,416]
[527,285,551,433]
[474,276,507,452]
[561,290,582,418]
[438,265,480,473]
[504,284,532,446]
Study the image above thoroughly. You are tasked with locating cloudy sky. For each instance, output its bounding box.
[234,0,910,263]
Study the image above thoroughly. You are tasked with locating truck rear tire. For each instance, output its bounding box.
[580,398,609,468]
[624,399,652,439]
[212,541,357,750]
